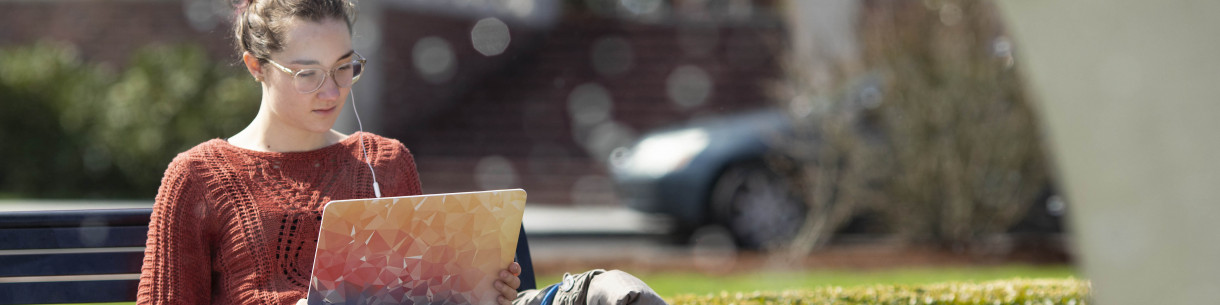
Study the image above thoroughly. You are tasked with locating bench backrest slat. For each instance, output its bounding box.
[0,209,151,229]
[0,280,140,304]
[0,208,537,304]
[0,226,149,249]
[0,251,145,277]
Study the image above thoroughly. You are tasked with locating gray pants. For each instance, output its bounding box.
[513,270,668,305]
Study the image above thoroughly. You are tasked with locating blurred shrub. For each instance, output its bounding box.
[858,0,1049,245]
[0,41,257,198]
[860,1,1050,246]
[666,278,1090,305]
[0,41,109,198]
[780,0,1051,249]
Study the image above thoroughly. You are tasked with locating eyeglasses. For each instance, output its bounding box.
[263,52,366,94]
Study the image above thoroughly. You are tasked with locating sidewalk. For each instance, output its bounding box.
[523,204,668,237]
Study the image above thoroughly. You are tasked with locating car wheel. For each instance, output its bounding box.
[710,162,808,250]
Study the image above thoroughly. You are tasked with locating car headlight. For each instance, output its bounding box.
[613,128,709,178]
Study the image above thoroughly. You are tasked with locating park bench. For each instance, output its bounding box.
[0,208,537,304]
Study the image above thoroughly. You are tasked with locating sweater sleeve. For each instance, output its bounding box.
[138,156,214,304]
[381,140,423,197]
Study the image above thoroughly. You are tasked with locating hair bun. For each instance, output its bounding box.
[232,0,355,62]
[234,0,252,11]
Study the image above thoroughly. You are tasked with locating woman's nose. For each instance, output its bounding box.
[316,76,341,100]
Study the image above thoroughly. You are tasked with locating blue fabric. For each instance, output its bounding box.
[540,283,560,305]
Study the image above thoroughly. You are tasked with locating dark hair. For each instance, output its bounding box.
[234,0,355,62]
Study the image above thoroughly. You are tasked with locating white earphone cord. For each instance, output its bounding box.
[350,89,382,198]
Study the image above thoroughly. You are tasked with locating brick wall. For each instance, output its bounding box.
[1,1,788,206]
[379,9,787,205]
[0,0,235,65]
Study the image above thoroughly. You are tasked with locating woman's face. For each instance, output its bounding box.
[260,17,353,134]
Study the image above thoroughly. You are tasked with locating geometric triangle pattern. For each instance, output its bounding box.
[307,189,527,305]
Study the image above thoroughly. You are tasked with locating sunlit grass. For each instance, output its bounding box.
[537,264,1078,297]
[49,265,1077,304]
[666,278,1089,305]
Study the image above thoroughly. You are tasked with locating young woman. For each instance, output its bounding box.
[138,0,665,304]
[135,0,523,303]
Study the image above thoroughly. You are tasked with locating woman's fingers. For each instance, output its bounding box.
[509,261,522,276]
[496,263,523,304]
[494,279,517,304]
[501,269,521,290]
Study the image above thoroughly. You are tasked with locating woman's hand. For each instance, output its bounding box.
[494,262,522,305]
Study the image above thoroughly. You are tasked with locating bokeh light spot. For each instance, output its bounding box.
[471,18,511,57]
[591,36,635,77]
[583,120,636,163]
[507,0,536,17]
[666,65,713,109]
[474,155,519,190]
[567,83,614,128]
[621,0,663,15]
[412,36,457,83]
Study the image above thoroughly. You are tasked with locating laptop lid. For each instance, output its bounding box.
[307,189,527,305]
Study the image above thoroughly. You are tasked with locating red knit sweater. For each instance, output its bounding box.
[137,132,422,304]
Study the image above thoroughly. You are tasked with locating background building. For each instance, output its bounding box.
[0,0,788,205]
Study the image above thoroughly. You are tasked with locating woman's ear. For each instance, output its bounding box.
[242,52,264,82]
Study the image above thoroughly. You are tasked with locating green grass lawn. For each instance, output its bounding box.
[537,264,1079,297]
[48,265,1077,305]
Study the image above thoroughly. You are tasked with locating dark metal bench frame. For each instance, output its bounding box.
[0,208,536,304]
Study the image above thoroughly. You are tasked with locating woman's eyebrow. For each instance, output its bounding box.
[335,50,355,62]
[289,50,355,65]
[290,58,320,65]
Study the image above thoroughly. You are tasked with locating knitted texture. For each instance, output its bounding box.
[137,132,422,305]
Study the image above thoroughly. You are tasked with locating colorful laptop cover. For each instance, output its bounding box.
[306,189,527,305]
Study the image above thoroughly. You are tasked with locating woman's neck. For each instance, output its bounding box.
[228,110,346,153]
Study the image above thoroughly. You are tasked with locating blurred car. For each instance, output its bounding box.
[608,77,1068,251]
[607,108,807,249]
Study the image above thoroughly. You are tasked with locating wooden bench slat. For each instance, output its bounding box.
[0,226,149,250]
[0,251,145,277]
[0,280,139,305]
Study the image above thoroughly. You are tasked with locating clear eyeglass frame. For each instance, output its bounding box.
[263,52,367,94]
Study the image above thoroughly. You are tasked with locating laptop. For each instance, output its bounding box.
[306,189,527,305]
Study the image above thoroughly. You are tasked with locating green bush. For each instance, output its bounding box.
[666,278,1089,305]
[0,41,258,198]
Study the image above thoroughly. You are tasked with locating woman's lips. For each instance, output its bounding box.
[313,106,337,115]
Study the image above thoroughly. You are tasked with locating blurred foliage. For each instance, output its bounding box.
[858,0,1049,246]
[781,0,1050,249]
[666,278,1089,305]
[0,41,258,198]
